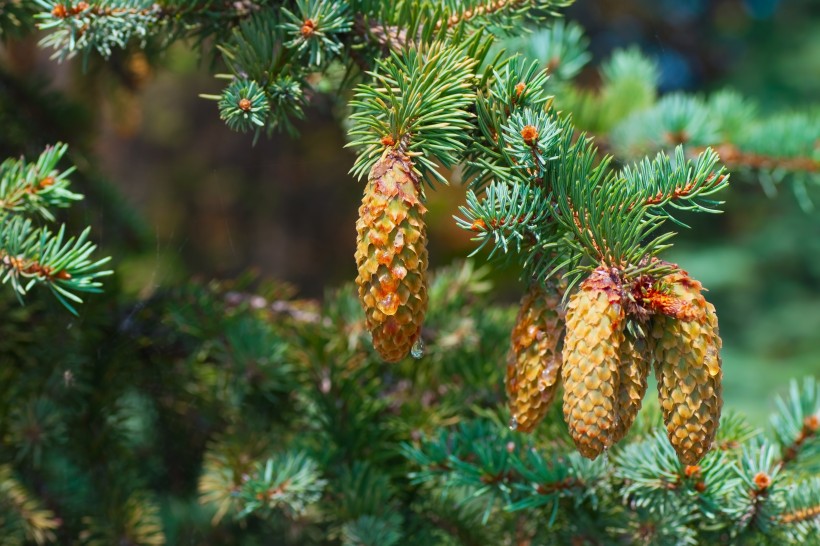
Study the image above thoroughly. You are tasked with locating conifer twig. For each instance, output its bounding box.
[712,144,820,174]
[781,415,819,467]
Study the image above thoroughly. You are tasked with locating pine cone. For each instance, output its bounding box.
[652,270,723,465]
[506,282,565,433]
[355,149,428,362]
[562,268,624,459]
[611,332,651,444]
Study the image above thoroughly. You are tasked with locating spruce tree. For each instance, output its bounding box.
[0,1,817,544]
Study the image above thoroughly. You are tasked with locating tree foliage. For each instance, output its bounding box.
[0,1,816,544]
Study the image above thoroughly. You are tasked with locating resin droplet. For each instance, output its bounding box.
[393,230,405,250]
[509,417,519,431]
[377,292,400,315]
[411,337,425,359]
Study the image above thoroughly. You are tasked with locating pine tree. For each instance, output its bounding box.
[0,0,817,544]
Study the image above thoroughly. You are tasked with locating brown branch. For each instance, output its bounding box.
[740,472,772,532]
[0,176,56,211]
[780,503,820,524]
[711,144,819,174]
[0,252,72,281]
[780,415,819,467]
[535,477,580,495]
[435,0,530,30]
[49,1,260,26]
[642,173,728,207]
[51,2,161,20]
[352,15,411,53]
[468,215,533,232]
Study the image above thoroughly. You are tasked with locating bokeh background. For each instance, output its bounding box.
[1,0,818,424]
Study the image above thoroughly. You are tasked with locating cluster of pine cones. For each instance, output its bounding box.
[354,149,722,465]
[506,267,723,464]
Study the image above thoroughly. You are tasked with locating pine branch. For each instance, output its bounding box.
[621,146,729,226]
[780,477,820,525]
[281,0,352,66]
[503,20,591,82]
[36,0,162,61]
[341,513,403,546]
[772,378,820,469]
[80,492,165,546]
[0,465,60,545]
[726,442,785,537]
[435,0,573,31]
[562,47,659,134]
[0,142,82,221]
[455,181,550,259]
[35,0,261,61]
[401,378,820,544]
[462,58,552,189]
[347,38,481,185]
[236,451,327,519]
[0,144,112,313]
[714,144,819,175]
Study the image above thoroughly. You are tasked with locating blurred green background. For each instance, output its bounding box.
[1,0,818,425]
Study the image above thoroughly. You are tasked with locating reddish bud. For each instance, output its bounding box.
[300,19,316,37]
[753,472,772,491]
[520,125,538,146]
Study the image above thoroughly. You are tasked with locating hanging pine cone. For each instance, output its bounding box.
[652,270,723,465]
[506,281,565,433]
[562,267,624,459]
[355,148,428,362]
[611,332,651,443]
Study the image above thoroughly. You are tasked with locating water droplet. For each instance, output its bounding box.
[411,337,425,359]
[537,381,547,392]
[509,417,518,431]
